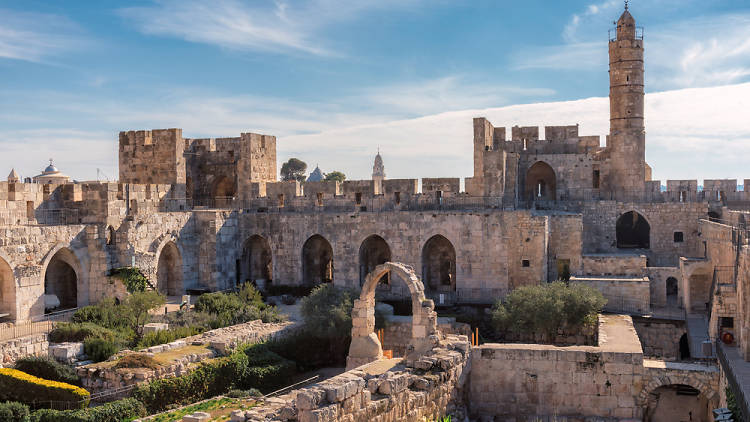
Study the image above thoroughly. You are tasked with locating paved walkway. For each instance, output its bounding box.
[686,314,713,358]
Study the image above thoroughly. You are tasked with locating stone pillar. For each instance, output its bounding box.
[346,297,382,370]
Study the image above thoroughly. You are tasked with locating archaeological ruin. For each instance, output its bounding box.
[1,5,750,421]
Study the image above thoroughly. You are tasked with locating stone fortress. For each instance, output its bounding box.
[1,5,750,421]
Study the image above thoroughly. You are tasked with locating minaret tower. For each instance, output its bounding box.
[372,149,385,195]
[607,1,646,194]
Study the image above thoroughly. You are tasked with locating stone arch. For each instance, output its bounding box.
[240,235,273,287]
[421,234,456,293]
[616,210,650,249]
[212,176,235,205]
[156,241,183,296]
[666,276,678,305]
[638,375,718,420]
[0,256,15,320]
[302,234,333,286]
[525,161,556,201]
[359,235,391,287]
[347,262,439,370]
[42,246,81,312]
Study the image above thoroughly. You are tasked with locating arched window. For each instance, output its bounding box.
[666,277,678,306]
[157,242,183,296]
[359,235,391,286]
[525,162,556,201]
[421,235,456,292]
[616,211,650,249]
[302,235,333,285]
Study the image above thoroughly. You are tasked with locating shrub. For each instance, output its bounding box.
[152,310,214,329]
[109,267,150,293]
[137,325,204,349]
[83,338,117,362]
[49,322,118,343]
[196,286,283,328]
[14,356,79,386]
[264,284,314,298]
[299,284,355,338]
[195,292,243,316]
[0,368,89,409]
[491,282,606,339]
[0,401,30,422]
[70,299,129,331]
[29,398,145,422]
[114,353,161,370]
[268,328,349,369]
[121,291,167,340]
[226,388,261,398]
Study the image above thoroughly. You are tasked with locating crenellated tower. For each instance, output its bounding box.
[606,4,646,193]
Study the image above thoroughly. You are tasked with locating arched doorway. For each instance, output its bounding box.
[44,248,80,312]
[156,241,183,296]
[646,385,708,422]
[0,257,15,320]
[666,277,678,306]
[421,235,456,293]
[679,333,690,360]
[212,176,235,207]
[525,161,556,202]
[302,235,333,286]
[241,235,272,287]
[616,211,650,249]
[359,235,391,287]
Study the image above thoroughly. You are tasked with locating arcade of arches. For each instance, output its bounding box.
[157,242,183,296]
[359,235,391,286]
[525,161,556,202]
[241,235,272,286]
[0,257,14,318]
[421,235,456,293]
[44,248,79,312]
[617,211,650,249]
[302,235,333,286]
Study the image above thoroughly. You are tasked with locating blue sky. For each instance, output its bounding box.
[1,0,750,183]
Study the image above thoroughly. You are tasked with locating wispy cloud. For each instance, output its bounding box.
[563,0,618,42]
[119,0,424,57]
[0,9,87,63]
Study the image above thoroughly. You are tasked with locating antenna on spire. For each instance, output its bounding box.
[624,0,629,11]
[49,158,54,166]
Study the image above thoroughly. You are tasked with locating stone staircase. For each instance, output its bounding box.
[686,313,714,359]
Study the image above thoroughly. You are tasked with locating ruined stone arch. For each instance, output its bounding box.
[41,244,83,312]
[616,210,650,249]
[155,238,184,296]
[638,375,718,420]
[525,161,556,201]
[421,234,457,293]
[302,234,334,286]
[240,235,273,287]
[358,235,392,287]
[0,255,16,320]
[347,262,439,370]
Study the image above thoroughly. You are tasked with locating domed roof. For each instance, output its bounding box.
[43,159,59,175]
[307,166,324,182]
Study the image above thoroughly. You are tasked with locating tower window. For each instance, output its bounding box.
[674,232,684,243]
[278,194,284,207]
[394,192,401,205]
[355,192,362,205]
[316,192,323,206]
[593,170,600,189]
[522,259,530,268]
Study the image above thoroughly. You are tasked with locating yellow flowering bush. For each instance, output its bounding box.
[0,368,90,408]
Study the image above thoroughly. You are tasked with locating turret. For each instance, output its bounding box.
[606,3,646,193]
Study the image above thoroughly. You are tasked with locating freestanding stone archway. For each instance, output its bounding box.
[346,262,440,370]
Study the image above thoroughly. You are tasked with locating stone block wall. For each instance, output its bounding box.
[0,333,48,366]
[582,253,646,276]
[632,317,685,360]
[571,275,650,314]
[380,316,471,357]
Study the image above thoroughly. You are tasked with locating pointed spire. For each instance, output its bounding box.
[7,168,20,183]
[624,0,629,11]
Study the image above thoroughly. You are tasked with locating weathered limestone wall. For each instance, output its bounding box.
[469,315,644,420]
[0,333,48,367]
[646,266,681,308]
[231,334,471,422]
[582,253,646,276]
[380,316,471,357]
[571,275,650,314]
[632,317,686,359]
[547,214,583,281]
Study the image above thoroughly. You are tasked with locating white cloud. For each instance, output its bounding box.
[0,9,86,62]
[119,0,424,56]
[563,0,618,42]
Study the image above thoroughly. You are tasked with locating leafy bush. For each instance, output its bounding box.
[0,369,89,409]
[83,338,117,363]
[195,285,283,328]
[114,353,161,370]
[152,310,214,329]
[226,388,261,398]
[137,325,204,349]
[49,322,121,344]
[0,401,30,422]
[195,291,243,316]
[122,291,167,340]
[134,343,295,413]
[264,284,314,298]
[299,284,355,338]
[14,356,79,386]
[491,282,606,338]
[70,299,129,331]
[29,398,145,422]
[109,267,150,293]
[268,328,349,369]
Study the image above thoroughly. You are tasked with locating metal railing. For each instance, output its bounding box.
[717,341,750,420]
[0,320,55,343]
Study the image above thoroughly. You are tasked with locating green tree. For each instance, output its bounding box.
[324,171,346,183]
[280,158,307,182]
[300,284,355,338]
[123,291,166,340]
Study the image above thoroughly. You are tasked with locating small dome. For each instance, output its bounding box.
[44,164,58,174]
[307,166,324,182]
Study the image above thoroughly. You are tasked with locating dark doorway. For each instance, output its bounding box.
[421,235,456,292]
[666,277,678,306]
[679,333,690,360]
[241,235,272,287]
[302,235,333,286]
[359,235,391,287]
[616,211,650,249]
[525,161,556,202]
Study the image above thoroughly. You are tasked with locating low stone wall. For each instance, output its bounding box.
[0,333,48,367]
[228,334,471,422]
[633,317,685,360]
[381,316,471,357]
[582,254,646,276]
[78,320,295,393]
[571,275,651,314]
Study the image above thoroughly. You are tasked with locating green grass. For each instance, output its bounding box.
[147,397,257,422]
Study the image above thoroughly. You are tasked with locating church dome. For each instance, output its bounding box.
[307,166,324,182]
[44,164,59,174]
